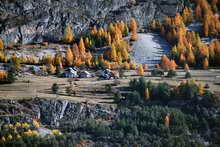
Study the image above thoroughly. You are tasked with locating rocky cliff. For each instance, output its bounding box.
[0,0,185,45]
[0,98,118,127]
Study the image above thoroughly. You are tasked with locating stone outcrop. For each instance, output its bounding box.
[0,0,184,45]
[0,98,118,127]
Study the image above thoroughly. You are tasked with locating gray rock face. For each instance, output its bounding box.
[0,0,184,45]
[0,98,119,127]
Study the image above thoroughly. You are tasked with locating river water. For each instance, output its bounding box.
[132,33,171,67]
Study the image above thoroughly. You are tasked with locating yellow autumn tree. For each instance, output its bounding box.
[203,18,209,37]
[187,49,195,65]
[130,18,137,33]
[137,65,144,76]
[47,64,56,74]
[203,57,209,69]
[184,63,190,72]
[130,63,137,70]
[63,24,74,43]
[124,62,130,70]
[161,55,171,70]
[198,83,205,95]
[130,32,138,41]
[54,54,62,66]
[179,54,186,65]
[165,114,170,128]
[121,47,129,61]
[107,34,112,45]
[170,60,177,71]
[0,70,7,81]
[66,47,74,66]
[144,88,150,101]
[85,37,90,49]
[110,44,117,61]
[0,40,4,50]
[79,37,86,55]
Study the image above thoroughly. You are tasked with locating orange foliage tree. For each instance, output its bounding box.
[110,44,117,61]
[137,65,144,76]
[79,38,86,55]
[0,40,4,50]
[66,47,74,66]
[130,18,138,41]
[0,70,7,81]
[203,57,209,69]
[161,55,171,70]
[63,24,74,43]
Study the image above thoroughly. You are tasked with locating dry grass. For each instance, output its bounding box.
[0,69,220,104]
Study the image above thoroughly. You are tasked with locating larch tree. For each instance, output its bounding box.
[160,26,165,36]
[63,24,74,44]
[150,20,157,30]
[0,40,4,50]
[175,13,182,26]
[198,83,205,95]
[165,114,170,128]
[11,54,21,70]
[161,55,171,70]
[0,70,7,81]
[121,47,129,61]
[79,37,86,55]
[184,63,190,72]
[203,57,209,69]
[124,62,130,70]
[91,26,98,35]
[124,24,129,36]
[72,44,80,59]
[208,43,215,59]
[203,16,209,37]
[170,60,177,71]
[116,52,122,64]
[130,18,137,33]
[110,44,117,61]
[195,5,202,20]
[130,63,137,70]
[85,37,90,49]
[66,47,74,66]
[137,65,144,76]
[144,88,150,101]
[107,34,112,45]
[47,64,56,74]
[179,54,186,65]
[54,54,63,66]
[130,32,138,41]
[187,49,195,65]
[171,45,178,58]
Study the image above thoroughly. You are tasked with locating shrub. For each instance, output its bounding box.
[152,82,171,101]
[176,81,199,100]
[185,72,192,79]
[114,91,122,103]
[52,83,59,94]
[167,70,177,78]
[6,70,16,84]
[126,91,142,105]
[151,69,164,76]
